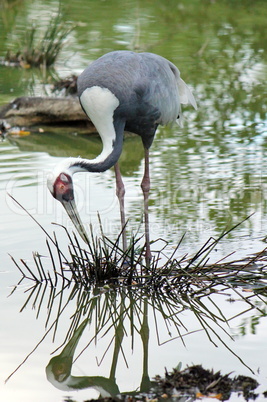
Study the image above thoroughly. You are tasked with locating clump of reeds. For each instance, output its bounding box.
[4,12,73,68]
[8,193,267,311]
[10,211,267,296]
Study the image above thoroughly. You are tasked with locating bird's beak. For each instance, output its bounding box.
[61,199,89,244]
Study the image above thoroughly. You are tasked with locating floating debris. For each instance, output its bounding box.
[153,365,259,401]
[0,120,10,140]
[52,74,78,95]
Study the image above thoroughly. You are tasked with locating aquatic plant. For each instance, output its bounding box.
[4,12,73,68]
[10,198,267,296]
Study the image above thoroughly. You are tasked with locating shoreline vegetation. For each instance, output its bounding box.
[2,12,73,69]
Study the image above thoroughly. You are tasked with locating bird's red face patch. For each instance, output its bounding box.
[53,173,74,202]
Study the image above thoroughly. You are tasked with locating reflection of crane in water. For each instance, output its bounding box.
[47,51,197,260]
[45,319,120,397]
[46,298,150,398]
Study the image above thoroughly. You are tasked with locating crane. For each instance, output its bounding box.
[47,51,197,261]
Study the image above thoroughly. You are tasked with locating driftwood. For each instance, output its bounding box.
[0,96,94,129]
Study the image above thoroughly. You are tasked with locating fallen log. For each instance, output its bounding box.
[0,96,94,129]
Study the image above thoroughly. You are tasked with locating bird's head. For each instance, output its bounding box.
[48,171,74,203]
[47,169,89,243]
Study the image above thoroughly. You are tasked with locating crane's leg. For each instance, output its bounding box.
[114,163,127,251]
[140,298,150,392]
[141,148,152,264]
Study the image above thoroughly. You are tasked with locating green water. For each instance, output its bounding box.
[0,1,267,401]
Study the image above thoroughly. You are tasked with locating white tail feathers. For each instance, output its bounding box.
[176,77,197,127]
[178,77,197,110]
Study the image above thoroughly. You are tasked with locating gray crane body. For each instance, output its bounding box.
[78,51,185,141]
[47,51,197,245]
[75,50,196,173]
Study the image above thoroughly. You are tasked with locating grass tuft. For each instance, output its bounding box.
[4,12,74,68]
[10,214,267,295]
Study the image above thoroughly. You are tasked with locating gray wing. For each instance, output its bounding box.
[138,53,197,127]
[78,51,197,129]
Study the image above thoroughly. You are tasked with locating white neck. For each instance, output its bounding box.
[49,86,122,182]
[80,86,120,162]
